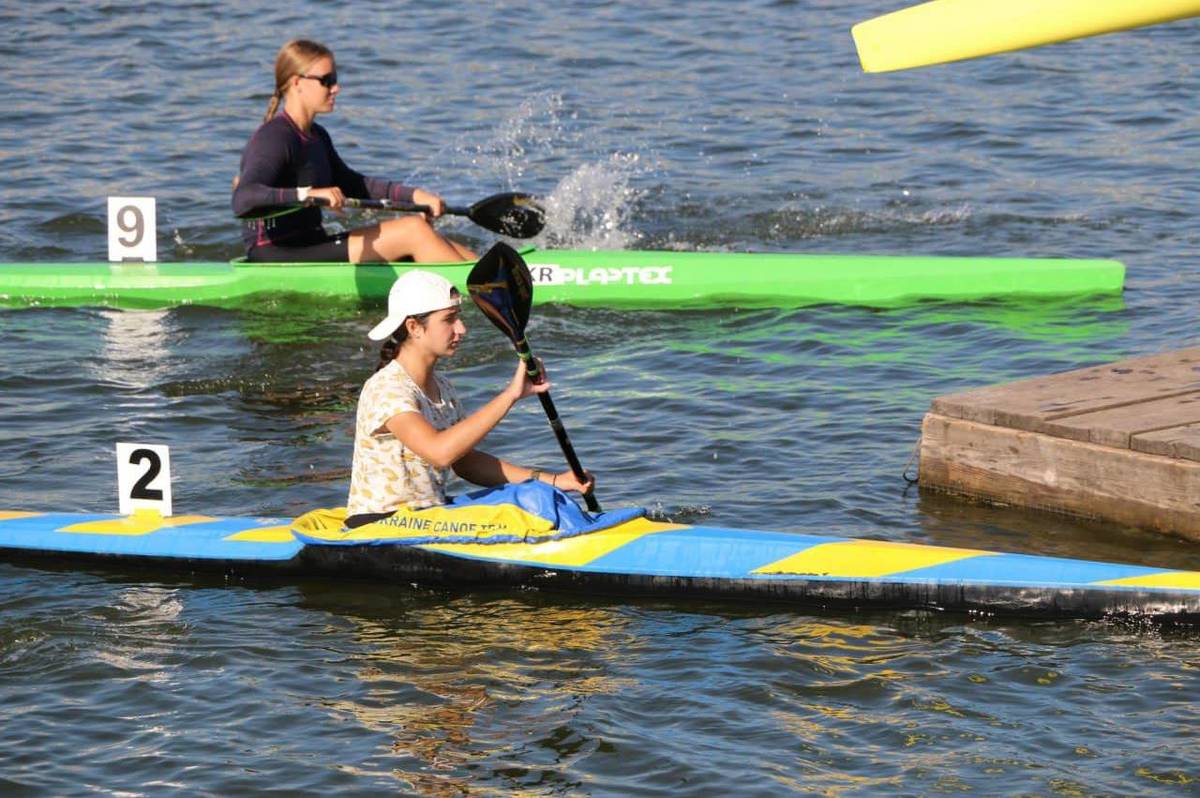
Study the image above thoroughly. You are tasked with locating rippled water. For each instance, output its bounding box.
[2,2,1199,795]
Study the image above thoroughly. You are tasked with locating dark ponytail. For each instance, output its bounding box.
[375,331,405,371]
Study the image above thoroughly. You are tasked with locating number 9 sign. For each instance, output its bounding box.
[107,196,157,262]
[116,442,172,516]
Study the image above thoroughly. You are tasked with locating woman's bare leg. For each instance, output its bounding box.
[348,216,477,263]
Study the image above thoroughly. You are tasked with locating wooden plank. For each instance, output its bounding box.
[919,413,1200,542]
[1134,423,1200,461]
[931,347,1200,429]
[1035,391,1200,455]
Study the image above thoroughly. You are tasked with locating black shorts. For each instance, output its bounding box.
[247,233,349,263]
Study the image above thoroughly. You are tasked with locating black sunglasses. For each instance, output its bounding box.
[299,71,338,89]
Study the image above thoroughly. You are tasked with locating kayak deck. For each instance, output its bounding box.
[1,509,1196,620]
[0,248,1125,309]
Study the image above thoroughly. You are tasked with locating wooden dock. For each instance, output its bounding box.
[919,347,1200,542]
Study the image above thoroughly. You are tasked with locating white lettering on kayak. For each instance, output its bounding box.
[526,263,673,286]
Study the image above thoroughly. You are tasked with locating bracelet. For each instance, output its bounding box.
[552,473,557,488]
[529,468,543,483]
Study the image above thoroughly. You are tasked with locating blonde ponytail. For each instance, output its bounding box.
[262,91,282,124]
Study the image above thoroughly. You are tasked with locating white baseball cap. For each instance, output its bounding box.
[367,270,462,341]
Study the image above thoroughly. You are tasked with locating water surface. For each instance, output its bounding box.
[2,2,1199,795]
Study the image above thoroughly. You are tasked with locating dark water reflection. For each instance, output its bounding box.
[3,566,1196,796]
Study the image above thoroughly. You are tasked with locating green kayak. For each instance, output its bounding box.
[0,248,1124,310]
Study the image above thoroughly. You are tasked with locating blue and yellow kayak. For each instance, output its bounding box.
[2,501,1197,621]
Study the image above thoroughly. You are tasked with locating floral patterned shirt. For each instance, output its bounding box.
[347,360,465,515]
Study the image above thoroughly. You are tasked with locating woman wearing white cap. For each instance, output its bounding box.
[345,269,595,527]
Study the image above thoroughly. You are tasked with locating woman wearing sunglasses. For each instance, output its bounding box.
[232,39,474,264]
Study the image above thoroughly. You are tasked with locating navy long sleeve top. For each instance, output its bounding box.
[232,112,416,252]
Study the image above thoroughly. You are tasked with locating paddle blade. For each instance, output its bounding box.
[466,242,534,342]
[467,192,547,239]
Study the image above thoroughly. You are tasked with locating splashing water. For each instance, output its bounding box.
[477,95,658,249]
[421,93,571,192]
[419,92,657,250]
[478,93,569,189]
[536,154,650,250]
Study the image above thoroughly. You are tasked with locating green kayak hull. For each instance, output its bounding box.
[0,248,1124,310]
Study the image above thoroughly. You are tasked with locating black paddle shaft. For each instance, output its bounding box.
[468,242,601,513]
[509,336,599,512]
[307,191,546,238]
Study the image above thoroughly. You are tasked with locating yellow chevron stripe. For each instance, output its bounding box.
[0,511,42,522]
[1095,571,1200,591]
[754,539,995,578]
[223,525,299,543]
[59,511,217,536]
[423,518,684,566]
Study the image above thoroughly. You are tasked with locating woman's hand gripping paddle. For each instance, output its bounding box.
[467,242,601,512]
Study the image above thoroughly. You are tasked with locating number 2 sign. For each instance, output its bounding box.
[107,196,157,262]
[116,442,172,516]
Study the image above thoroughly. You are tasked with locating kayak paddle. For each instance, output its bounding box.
[852,0,1200,73]
[467,241,601,512]
[312,191,546,238]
